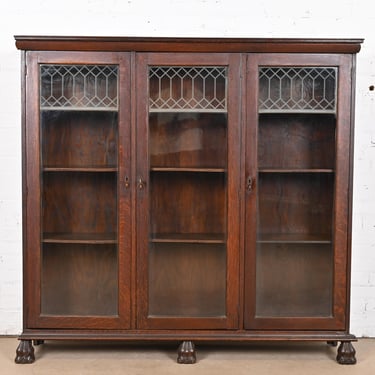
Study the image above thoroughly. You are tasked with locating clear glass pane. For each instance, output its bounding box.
[150,171,226,237]
[256,243,333,317]
[256,65,336,318]
[149,243,226,317]
[256,173,335,318]
[258,114,335,170]
[40,64,119,317]
[257,173,334,238]
[150,113,227,169]
[42,172,117,236]
[41,111,118,168]
[42,244,118,315]
[148,66,228,318]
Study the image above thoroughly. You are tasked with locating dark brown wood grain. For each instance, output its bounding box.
[244,53,354,332]
[136,52,240,331]
[258,114,336,170]
[257,173,334,236]
[148,243,226,317]
[149,113,227,169]
[42,172,117,235]
[17,38,360,363]
[23,51,132,331]
[42,111,118,168]
[255,243,333,317]
[15,36,363,53]
[41,244,118,315]
[150,172,226,236]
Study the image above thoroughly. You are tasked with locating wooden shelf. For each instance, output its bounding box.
[257,233,332,244]
[150,233,226,244]
[151,167,226,173]
[41,107,118,112]
[259,109,336,115]
[42,233,117,244]
[149,108,227,113]
[258,169,334,174]
[43,166,118,172]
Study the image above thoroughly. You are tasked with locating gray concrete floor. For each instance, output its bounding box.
[1,337,375,374]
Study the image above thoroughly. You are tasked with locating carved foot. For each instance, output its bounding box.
[177,341,196,364]
[33,340,44,346]
[327,341,338,347]
[336,341,356,365]
[15,340,35,364]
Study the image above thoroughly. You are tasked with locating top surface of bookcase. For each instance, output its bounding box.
[14,36,363,53]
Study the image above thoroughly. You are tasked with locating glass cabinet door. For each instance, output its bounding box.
[137,54,241,329]
[244,54,353,330]
[25,52,131,329]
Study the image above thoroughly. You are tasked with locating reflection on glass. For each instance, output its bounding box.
[148,66,228,318]
[40,64,119,317]
[149,244,226,317]
[149,113,227,169]
[255,66,336,318]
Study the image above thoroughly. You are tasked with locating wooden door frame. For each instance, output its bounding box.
[135,52,242,330]
[244,53,354,331]
[23,51,132,329]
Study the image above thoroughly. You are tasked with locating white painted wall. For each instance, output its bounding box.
[0,0,374,336]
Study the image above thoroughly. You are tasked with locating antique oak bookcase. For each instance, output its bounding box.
[14,36,362,364]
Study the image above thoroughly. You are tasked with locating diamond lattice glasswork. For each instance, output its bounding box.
[149,66,227,112]
[40,65,118,110]
[259,67,337,113]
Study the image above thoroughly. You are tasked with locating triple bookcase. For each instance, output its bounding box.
[14,36,362,364]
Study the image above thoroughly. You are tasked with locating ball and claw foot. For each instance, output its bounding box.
[15,340,35,364]
[336,341,356,365]
[177,341,196,364]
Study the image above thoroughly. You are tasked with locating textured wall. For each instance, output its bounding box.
[0,0,374,336]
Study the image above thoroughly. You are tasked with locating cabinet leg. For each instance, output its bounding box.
[336,341,356,365]
[15,340,35,364]
[327,341,338,347]
[177,341,196,364]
